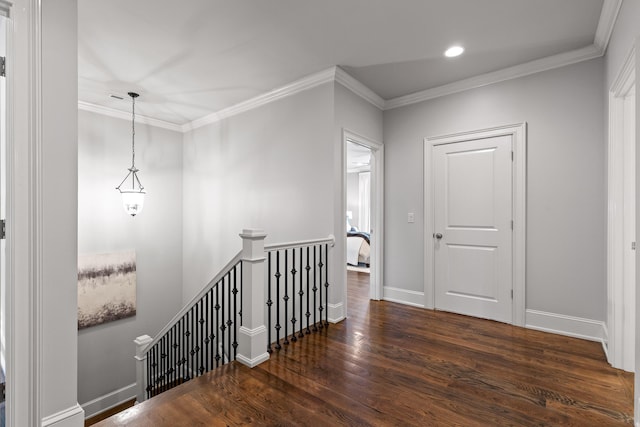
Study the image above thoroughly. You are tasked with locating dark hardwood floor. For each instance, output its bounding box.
[97,271,634,426]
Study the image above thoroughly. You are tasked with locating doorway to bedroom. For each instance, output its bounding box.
[343,130,384,310]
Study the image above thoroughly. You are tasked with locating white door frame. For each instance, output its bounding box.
[342,129,384,310]
[424,123,527,327]
[607,45,636,372]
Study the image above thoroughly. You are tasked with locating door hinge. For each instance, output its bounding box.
[511,151,514,161]
[0,219,5,239]
[633,242,636,251]
[511,220,514,230]
[0,56,5,78]
[511,289,514,299]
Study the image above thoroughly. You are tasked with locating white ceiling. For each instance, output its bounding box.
[79,0,605,126]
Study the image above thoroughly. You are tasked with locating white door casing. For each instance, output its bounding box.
[607,45,636,373]
[433,136,513,323]
[425,123,526,327]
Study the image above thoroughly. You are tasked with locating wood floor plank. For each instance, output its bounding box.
[96,271,634,426]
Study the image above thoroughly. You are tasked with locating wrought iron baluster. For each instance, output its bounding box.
[221,276,226,364]
[172,325,177,387]
[215,283,220,367]
[226,272,232,362]
[146,346,151,398]
[305,246,311,334]
[298,247,304,339]
[163,335,168,391]
[199,299,205,375]
[324,243,330,327]
[204,290,209,372]
[190,307,195,379]
[275,250,282,350]
[318,245,324,330]
[232,266,238,359]
[239,260,243,326]
[209,288,214,369]
[291,249,297,342]
[312,245,318,332]
[182,315,188,380]
[194,303,199,377]
[267,252,273,353]
[283,249,290,345]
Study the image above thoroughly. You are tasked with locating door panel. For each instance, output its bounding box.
[433,135,513,323]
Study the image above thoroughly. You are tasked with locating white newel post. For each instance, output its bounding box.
[236,229,271,367]
[134,335,153,403]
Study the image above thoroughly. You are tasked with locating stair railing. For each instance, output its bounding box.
[134,229,334,403]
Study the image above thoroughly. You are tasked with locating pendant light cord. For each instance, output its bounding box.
[131,94,136,170]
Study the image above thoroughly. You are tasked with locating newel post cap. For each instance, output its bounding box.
[239,229,267,239]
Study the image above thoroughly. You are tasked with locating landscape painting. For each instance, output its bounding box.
[78,250,137,329]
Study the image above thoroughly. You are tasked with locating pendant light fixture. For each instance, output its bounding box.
[116,92,146,216]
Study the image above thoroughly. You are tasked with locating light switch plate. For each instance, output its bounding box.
[408,212,415,223]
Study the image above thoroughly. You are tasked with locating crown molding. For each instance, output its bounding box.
[77,101,183,132]
[335,67,385,110]
[594,0,622,52]
[81,0,622,128]
[183,67,337,132]
[384,44,602,110]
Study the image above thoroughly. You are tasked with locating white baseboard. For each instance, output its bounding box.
[382,286,425,308]
[42,403,85,427]
[328,302,345,323]
[80,383,136,419]
[236,352,270,368]
[525,309,606,344]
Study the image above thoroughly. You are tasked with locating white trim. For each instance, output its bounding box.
[342,130,384,311]
[77,101,183,132]
[41,403,84,427]
[335,67,385,110]
[0,1,11,17]
[239,325,266,337]
[602,322,610,361]
[7,1,44,425]
[265,234,335,252]
[183,67,337,132]
[607,45,636,371]
[327,302,345,323]
[236,353,270,368]
[525,309,607,344]
[594,0,623,51]
[386,45,601,110]
[81,384,136,419]
[382,286,425,308]
[424,123,527,326]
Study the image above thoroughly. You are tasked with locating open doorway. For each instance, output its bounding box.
[346,141,372,274]
[342,130,383,315]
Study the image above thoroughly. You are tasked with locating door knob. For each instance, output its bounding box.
[435,233,443,239]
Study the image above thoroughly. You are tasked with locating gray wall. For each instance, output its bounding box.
[41,0,80,418]
[77,110,184,405]
[182,84,335,303]
[383,58,606,321]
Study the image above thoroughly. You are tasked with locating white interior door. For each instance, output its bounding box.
[433,136,513,323]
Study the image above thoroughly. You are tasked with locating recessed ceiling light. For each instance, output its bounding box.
[444,46,464,58]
